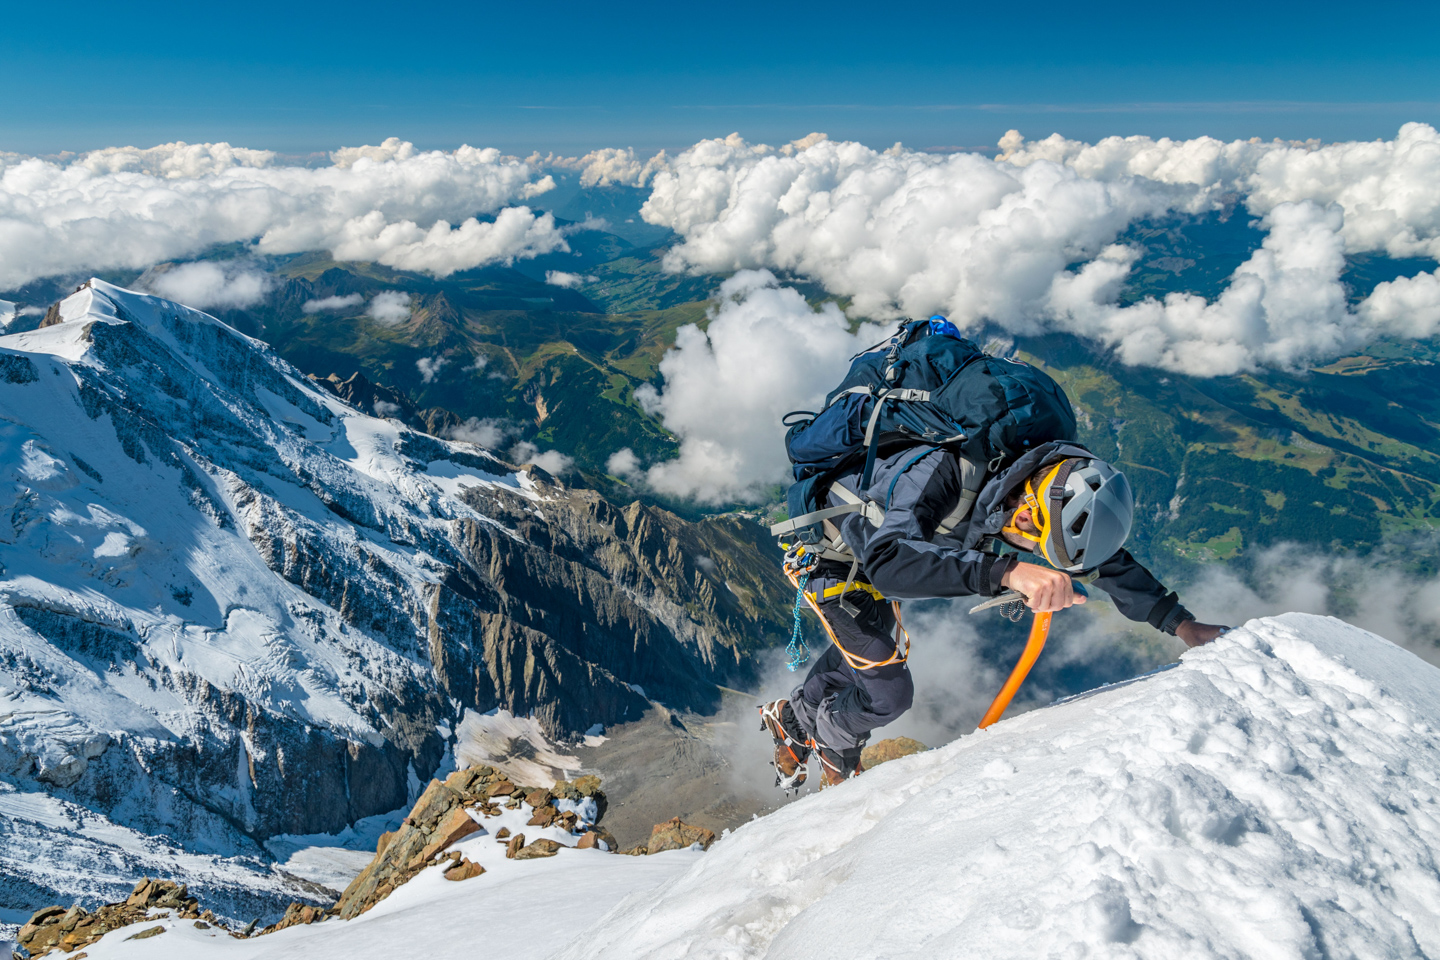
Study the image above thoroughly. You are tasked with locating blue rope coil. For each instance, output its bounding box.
[786,572,811,672]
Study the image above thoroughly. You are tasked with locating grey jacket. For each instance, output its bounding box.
[825,440,1193,634]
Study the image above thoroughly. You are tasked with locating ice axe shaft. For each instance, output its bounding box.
[977,611,1053,730]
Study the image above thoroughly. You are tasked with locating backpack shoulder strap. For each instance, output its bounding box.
[828,480,885,527]
[768,501,864,538]
[769,480,884,565]
[935,455,984,535]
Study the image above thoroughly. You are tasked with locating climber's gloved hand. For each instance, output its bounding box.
[1001,562,1086,613]
[1176,620,1229,648]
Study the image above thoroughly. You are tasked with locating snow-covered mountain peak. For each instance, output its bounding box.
[1,280,531,831]
[1,280,780,926]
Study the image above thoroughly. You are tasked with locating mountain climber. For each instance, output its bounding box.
[761,320,1227,789]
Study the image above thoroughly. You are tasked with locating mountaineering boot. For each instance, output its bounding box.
[813,741,864,788]
[759,699,811,789]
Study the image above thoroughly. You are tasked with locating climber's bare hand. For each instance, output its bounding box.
[1001,563,1085,613]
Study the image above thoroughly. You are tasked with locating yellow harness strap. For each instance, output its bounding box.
[785,571,911,671]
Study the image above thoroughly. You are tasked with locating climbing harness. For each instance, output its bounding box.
[779,543,911,674]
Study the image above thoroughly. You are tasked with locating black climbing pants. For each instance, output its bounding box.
[788,584,914,753]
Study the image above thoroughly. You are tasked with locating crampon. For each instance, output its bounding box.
[758,699,811,791]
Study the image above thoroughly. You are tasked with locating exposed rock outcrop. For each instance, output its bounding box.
[861,737,929,768]
[333,765,614,919]
[18,880,210,958]
[639,818,717,855]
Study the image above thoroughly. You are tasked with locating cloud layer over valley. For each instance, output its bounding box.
[0,137,564,289]
[642,124,1440,377]
[9,127,1440,506]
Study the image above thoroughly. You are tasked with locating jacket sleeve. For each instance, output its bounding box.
[1089,548,1193,634]
[840,450,1014,601]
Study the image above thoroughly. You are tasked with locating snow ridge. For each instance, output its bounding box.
[561,614,1440,960]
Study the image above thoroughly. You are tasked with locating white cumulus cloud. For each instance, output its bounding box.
[510,441,574,477]
[416,356,449,384]
[534,147,669,188]
[636,270,886,504]
[606,447,642,480]
[366,291,412,324]
[445,417,517,449]
[545,270,598,288]
[329,206,567,276]
[302,293,366,313]
[144,260,271,309]
[0,139,564,289]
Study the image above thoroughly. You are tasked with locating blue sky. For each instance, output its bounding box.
[2,0,1438,154]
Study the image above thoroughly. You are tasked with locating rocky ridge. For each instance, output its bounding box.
[332,766,616,919]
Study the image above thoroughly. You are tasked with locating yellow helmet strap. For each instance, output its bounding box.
[1000,460,1076,568]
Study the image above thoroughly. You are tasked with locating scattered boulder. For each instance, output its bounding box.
[573,774,603,797]
[443,859,486,881]
[505,833,527,859]
[486,780,516,797]
[513,839,562,860]
[861,737,928,768]
[525,789,553,807]
[646,818,717,854]
[496,827,512,840]
[551,779,582,802]
[126,926,165,941]
[261,902,330,934]
[419,807,483,861]
[528,804,558,827]
[576,828,618,852]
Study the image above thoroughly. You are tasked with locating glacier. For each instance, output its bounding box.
[0,280,775,925]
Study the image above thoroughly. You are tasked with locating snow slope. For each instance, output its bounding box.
[560,613,1440,960]
[56,613,1440,959]
[77,796,703,960]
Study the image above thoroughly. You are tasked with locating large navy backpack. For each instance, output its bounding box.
[772,317,1077,554]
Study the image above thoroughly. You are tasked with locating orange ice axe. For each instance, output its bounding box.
[977,610,1052,729]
